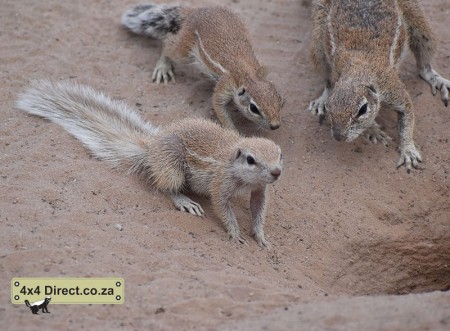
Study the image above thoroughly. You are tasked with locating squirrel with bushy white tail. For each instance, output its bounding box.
[308,0,450,172]
[16,80,283,248]
[121,3,284,131]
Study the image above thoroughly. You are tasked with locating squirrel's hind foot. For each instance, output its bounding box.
[152,55,175,84]
[420,66,450,107]
[171,193,204,216]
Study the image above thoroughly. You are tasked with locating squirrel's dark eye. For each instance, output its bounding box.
[246,156,256,165]
[249,103,260,115]
[357,103,368,118]
[238,88,246,96]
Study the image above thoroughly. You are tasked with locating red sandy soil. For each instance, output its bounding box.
[1,0,449,330]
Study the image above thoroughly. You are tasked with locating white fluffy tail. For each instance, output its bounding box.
[121,3,182,39]
[16,80,159,173]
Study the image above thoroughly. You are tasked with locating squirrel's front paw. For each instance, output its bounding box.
[152,56,175,84]
[420,67,450,107]
[250,229,271,250]
[230,234,249,246]
[227,226,248,245]
[397,144,423,172]
[255,235,272,250]
[365,124,392,146]
[307,98,327,117]
[307,87,330,124]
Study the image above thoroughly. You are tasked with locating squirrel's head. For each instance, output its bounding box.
[326,78,380,142]
[231,138,282,186]
[233,74,283,130]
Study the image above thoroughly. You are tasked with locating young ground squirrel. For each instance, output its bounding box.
[16,80,283,248]
[122,3,284,131]
[308,0,450,171]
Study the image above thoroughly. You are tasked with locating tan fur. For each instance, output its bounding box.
[309,0,450,172]
[16,80,283,248]
[123,5,283,131]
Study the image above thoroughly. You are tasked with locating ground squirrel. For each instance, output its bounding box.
[121,3,284,131]
[16,80,283,248]
[308,0,450,171]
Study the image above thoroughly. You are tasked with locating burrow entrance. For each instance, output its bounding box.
[329,207,450,295]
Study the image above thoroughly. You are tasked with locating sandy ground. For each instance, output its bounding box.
[1,0,449,330]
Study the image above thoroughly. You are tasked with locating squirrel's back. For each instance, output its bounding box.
[321,0,406,65]
[122,4,260,74]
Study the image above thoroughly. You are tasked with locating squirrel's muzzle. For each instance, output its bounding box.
[270,167,282,180]
[332,128,344,142]
[269,121,280,130]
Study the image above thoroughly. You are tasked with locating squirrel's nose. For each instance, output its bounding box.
[332,128,343,142]
[269,122,280,130]
[271,167,281,179]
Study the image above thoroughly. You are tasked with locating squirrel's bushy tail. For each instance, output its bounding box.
[121,3,182,39]
[16,80,159,173]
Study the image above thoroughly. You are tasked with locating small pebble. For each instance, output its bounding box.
[114,224,123,231]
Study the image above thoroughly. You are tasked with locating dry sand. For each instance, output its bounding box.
[1,0,449,330]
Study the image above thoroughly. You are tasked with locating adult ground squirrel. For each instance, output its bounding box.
[121,3,284,131]
[16,80,282,248]
[308,0,450,171]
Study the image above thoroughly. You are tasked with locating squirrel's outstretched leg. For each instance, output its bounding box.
[249,187,271,249]
[308,0,332,122]
[212,74,236,130]
[210,177,248,245]
[399,0,450,106]
[396,107,422,172]
[383,73,422,171]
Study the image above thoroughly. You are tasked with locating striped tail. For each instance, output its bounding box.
[121,3,182,39]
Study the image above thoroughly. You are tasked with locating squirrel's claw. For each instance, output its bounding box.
[307,87,330,122]
[250,229,271,250]
[256,236,272,250]
[397,144,423,173]
[419,67,450,107]
[229,231,249,246]
[230,235,248,246]
[171,194,204,216]
[308,99,327,118]
[441,83,449,107]
[152,56,175,85]
[365,124,392,147]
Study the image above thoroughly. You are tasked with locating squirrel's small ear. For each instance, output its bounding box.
[234,148,242,160]
[237,86,246,97]
[366,84,377,96]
